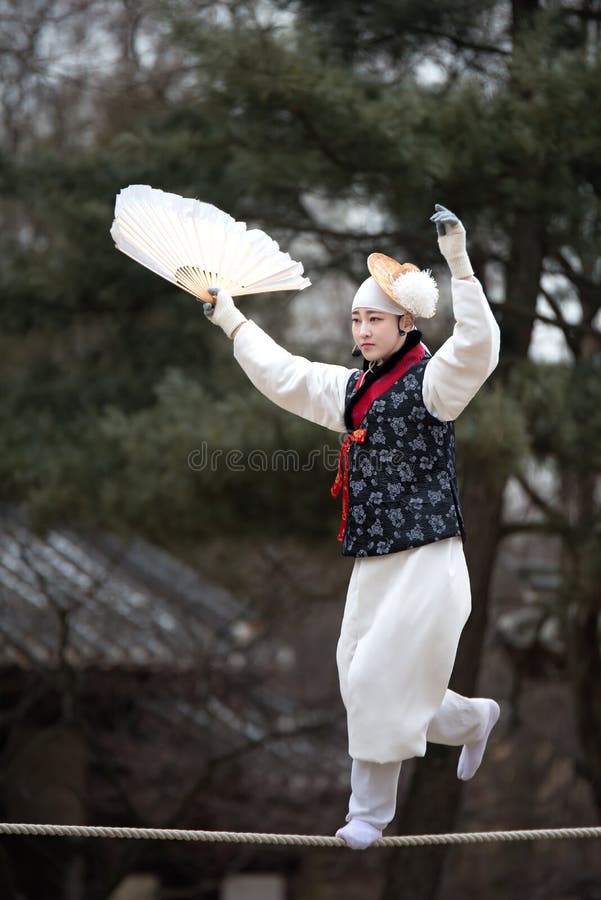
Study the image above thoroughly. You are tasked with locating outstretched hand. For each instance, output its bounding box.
[429,203,474,280]
[430,203,461,236]
[202,287,247,338]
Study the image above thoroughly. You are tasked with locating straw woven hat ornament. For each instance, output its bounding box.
[367,253,438,319]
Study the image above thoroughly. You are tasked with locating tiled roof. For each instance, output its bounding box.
[0,509,348,783]
[1,509,252,668]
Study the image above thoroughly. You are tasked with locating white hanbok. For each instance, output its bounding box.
[232,278,500,765]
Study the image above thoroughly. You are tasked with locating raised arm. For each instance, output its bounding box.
[423,206,500,421]
[204,288,352,433]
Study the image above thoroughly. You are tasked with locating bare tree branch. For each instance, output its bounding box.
[515,473,569,531]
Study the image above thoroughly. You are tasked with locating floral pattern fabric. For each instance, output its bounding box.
[342,359,465,557]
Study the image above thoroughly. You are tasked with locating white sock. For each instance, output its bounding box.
[457,699,500,781]
[336,819,382,850]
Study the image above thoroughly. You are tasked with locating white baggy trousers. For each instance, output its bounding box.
[336,536,490,829]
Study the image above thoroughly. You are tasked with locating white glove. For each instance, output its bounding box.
[203,288,247,338]
[430,204,474,279]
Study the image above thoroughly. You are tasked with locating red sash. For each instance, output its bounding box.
[331,343,427,542]
[350,342,426,429]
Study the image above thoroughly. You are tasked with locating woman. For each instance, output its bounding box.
[203,204,501,849]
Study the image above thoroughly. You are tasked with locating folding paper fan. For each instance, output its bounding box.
[110,184,311,303]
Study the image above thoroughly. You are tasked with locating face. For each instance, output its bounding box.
[351,308,414,364]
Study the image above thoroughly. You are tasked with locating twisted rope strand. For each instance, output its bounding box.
[0,823,600,847]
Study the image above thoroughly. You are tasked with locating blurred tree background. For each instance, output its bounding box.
[0,1,600,899]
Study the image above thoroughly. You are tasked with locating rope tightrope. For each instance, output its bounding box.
[1,823,600,848]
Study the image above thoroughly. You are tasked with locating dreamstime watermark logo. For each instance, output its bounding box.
[187,441,343,473]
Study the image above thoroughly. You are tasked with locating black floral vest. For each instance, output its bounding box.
[341,358,465,557]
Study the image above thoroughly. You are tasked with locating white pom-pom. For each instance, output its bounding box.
[390,269,438,319]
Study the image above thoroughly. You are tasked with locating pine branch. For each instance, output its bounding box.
[560,6,601,24]
[289,105,353,173]
[500,519,565,537]
[515,473,569,532]
[555,249,601,302]
[489,296,600,345]
[364,26,510,57]
[539,285,581,356]
[273,217,418,245]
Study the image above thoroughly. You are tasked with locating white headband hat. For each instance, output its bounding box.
[352,254,439,319]
[351,276,404,315]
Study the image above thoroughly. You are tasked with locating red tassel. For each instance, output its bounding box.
[331,428,368,541]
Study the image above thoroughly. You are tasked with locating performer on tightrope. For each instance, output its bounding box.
[203,204,501,850]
